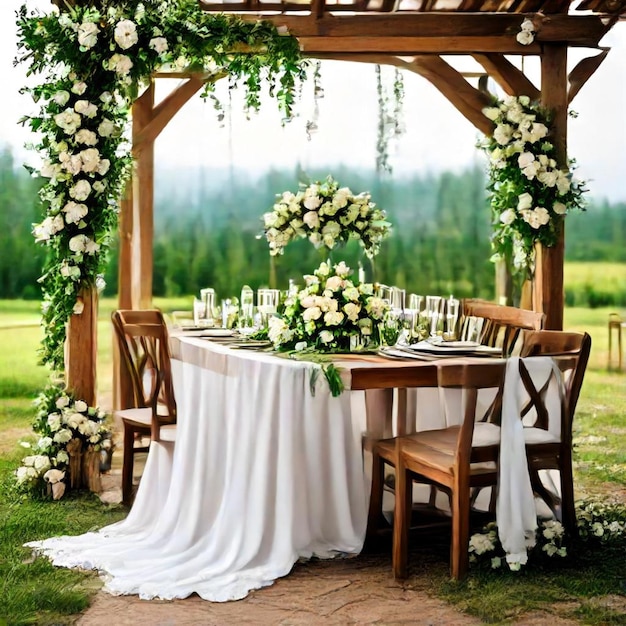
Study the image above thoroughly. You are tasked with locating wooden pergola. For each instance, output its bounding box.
[63,0,625,406]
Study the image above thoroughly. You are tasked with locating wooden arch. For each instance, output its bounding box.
[61,0,625,405]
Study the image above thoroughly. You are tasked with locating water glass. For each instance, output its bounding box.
[257,288,280,328]
[239,285,255,332]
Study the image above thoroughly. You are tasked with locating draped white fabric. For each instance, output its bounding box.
[25,337,369,602]
[496,356,563,565]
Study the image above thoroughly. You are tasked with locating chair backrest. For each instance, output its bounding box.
[112,309,177,440]
[460,300,545,356]
[519,330,592,438]
[437,361,507,468]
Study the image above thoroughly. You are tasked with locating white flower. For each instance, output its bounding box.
[97,159,111,176]
[54,108,81,135]
[149,36,168,54]
[62,201,88,224]
[56,450,70,464]
[500,209,516,225]
[74,400,88,412]
[325,276,343,291]
[37,436,53,450]
[114,19,139,50]
[97,118,116,137]
[303,307,322,322]
[482,107,501,122]
[517,192,533,211]
[47,414,62,432]
[56,396,70,409]
[516,29,534,46]
[319,330,334,344]
[493,124,513,145]
[344,302,361,322]
[518,152,535,169]
[556,172,571,194]
[75,129,98,146]
[33,215,65,242]
[303,211,320,229]
[71,81,87,95]
[16,466,38,484]
[79,148,101,172]
[33,454,52,472]
[43,468,65,484]
[52,90,70,106]
[108,53,134,76]
[77,22,99,49]
[53,429,73,444]
[69,179,91,201]
[324,311,344,326]
[75,100,98,118]
[521,207,551,229]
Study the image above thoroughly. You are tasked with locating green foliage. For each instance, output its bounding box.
[16,0,305,372]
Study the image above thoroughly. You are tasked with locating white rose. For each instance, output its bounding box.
[108,53,133,76]
[54,108,81,135]
[74,400,88,412]
[482,107,501,122]
[324,311,344,326]
[358,318,373,335]
[517,192,533,211]
[84,238,100,255]
[97,159,110,176]
[493,124,513,145]
[69,234,88,253]
[319,330,334,344]
[553,202,567,215]
[77,22,99,49]
[53,90,70,106]
[518,152,535,169]
[100,91,113,104]
[74,100,98,118]
[38,436,53,450]
[343,302,361,322]
[516,29,534,46]
[322,221,341,238]
[75,129,98,146]
[71,81,87,95]
[500,209,516,225]
[33,455,52,472]
[69,179,91,201]
[522,161,540,180]
[334,261,350,277]
[53,429,73,444]
[520,18,535,32]
[97,118,116,137]
[62,201,88,224]
[56,396,70,409]
[325,276,343,291]
[556,172,571,194]
[529,122,548,142]
[303,195,322,210]
[79,148,101,172]
[537,170,558,187]
[114,19,138,50]
[303,211,320,229]
[343,286,360,301]
[303,307,322,322]
[56,450,70,465]
[149,36,168,54]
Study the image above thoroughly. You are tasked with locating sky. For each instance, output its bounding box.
[1,0,625,202]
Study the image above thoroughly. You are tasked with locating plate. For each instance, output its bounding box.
[183,328,234,337]
[407,340,502,356]
[436,340,481,349]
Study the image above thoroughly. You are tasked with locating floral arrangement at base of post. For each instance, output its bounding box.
[479,95,586,277]
[262,176,391,259]
[469,500,626,572]
[268,260,391,354]
[15,384,113,499]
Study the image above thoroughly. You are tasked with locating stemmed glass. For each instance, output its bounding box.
[425,295,443,337]
[445,296,460,340]
[257,288,280,328]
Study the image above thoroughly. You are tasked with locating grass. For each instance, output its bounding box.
[0,299,625,624]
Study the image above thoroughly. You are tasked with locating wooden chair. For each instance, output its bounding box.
[112,309,177,506]
[388,361,507,580]
[520,330,592,532]
[459,299,545,356]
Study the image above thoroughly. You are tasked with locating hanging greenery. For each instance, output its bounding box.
[16,0,306,372]
[478,95,587,277]
[375,64,404,175]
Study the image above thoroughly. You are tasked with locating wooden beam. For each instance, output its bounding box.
[260,14,609,47]
[473,53,540,100]
[567,48,609,105]
[534,43,568,330]
[297,35,541,54]
[66,286,98,406]
[118,184,133,311]
[133,75,210,156]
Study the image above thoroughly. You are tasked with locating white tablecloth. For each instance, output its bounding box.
[25,337,374,601]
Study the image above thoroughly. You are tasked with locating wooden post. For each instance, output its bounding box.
[536,44,568,330]
[66,285,98,406]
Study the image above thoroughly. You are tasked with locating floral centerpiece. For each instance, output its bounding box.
[262,176,391,259]
[268,260,390,353]
[479,95,586,276]
[15,385,112,499]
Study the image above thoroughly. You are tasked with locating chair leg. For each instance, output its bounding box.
[392,462,411,579]
[450,485,470,580]
[559,454,577,537]
[367,450,387,538]
[122,422,135,506]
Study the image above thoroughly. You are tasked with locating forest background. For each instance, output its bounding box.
[1,145,624,308]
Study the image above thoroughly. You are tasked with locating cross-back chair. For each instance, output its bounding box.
[459,299,545,356]
[112,309,177,505]
[520,330,592,532]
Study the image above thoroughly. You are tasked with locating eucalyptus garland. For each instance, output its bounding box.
[16,0,306,372]
[375,64,404,174]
